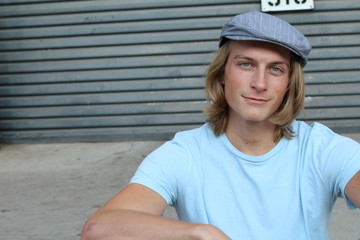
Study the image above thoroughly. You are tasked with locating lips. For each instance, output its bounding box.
[243,96,269,104]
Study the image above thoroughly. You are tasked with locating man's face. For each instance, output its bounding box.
[222,40,291,124]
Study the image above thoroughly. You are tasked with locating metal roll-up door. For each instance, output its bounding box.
[0,0,359,143]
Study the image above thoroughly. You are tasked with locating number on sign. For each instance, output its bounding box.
[268,0,307,6]
[262,0,314,12]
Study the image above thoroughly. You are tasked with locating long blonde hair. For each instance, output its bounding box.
[203,40,305,142]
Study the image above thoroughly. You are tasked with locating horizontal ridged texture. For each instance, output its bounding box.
[0,0,359,142]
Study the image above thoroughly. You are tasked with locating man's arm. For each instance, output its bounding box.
[345,170,360,208]
[81,183,231,240]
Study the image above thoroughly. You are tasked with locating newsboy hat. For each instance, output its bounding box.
[219,11,312,67]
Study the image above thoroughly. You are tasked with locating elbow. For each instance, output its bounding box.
[81,219,104,240]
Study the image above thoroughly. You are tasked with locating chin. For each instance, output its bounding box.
[229,108,274,124]
[242,117,270,124]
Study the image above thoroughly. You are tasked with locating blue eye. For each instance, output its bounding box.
[272,67,281,72]
[241,62,251,67]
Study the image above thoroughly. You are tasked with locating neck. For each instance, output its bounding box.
[225,119,278,156]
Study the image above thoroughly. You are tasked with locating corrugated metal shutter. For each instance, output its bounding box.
[0,0,359,143]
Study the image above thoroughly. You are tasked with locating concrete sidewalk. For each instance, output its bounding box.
[0,135,359,240]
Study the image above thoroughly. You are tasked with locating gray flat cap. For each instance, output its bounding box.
[219,11,312,67]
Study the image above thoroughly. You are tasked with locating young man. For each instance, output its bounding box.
[82,11,360,240]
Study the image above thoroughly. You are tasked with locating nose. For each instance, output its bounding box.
[250,68,267,92]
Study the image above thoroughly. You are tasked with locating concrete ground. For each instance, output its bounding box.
[0,134,359,240]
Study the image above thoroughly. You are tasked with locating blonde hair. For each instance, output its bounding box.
[204,40,305,142]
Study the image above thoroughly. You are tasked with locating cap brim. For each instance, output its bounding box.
[219,36,306,67]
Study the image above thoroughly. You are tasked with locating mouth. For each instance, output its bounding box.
[243,96,269,104]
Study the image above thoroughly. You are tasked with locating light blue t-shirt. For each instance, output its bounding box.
[130,121,360,240]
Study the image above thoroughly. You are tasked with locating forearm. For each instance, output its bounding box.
[81,209,229,240]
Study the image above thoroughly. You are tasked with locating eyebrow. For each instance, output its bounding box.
[233,55,253,61]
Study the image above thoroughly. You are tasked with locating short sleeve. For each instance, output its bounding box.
[310,123,360,209]
[130,139,188,206]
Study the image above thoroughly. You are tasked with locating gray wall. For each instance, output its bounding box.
[0,0,359,143]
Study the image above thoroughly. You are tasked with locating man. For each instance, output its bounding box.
[82,11,360,240]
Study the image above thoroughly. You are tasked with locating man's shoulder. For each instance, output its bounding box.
[167,123,220,153]
[173,123,215,141]
[293,120,337,139]
[293,120,358,149]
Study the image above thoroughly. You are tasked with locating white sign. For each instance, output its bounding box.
[261,0,314,12]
